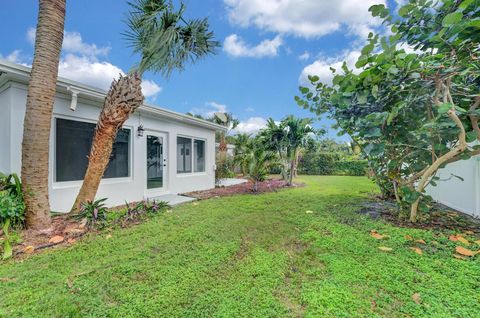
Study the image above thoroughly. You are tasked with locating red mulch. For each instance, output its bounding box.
[184,178,303,200]
[12,215,89,257]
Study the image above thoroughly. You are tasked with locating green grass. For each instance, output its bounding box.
[1,176,479,317]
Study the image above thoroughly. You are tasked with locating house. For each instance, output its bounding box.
[426,155,480,218]
[0,60,226,212]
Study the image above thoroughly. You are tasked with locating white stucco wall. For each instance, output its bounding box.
[426,156,480,218]
[2,82,217,212]
[0,85,11,173]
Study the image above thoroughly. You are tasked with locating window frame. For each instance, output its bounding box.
[53,115,133,187]
[176,135,207,175]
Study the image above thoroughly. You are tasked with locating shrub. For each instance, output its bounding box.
[215,152,235,181]
[333,160,368,176]
[0,173,25,228]
[76,198,108,228]
[122,199,169,224]
[298,154,367,176]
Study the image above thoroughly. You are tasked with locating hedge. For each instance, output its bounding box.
[298,152,368,176]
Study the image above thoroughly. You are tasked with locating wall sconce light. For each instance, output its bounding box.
[137,124,144,137]
[137,113,144,137]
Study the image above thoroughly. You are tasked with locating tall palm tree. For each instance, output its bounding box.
[21,0,66,230]
[283,116,315,185]
[259,118,289,180]
[72,0,219,211]
[209,112,239,152]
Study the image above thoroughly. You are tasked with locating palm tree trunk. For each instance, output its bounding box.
[288,158,295,186]
[72,72,144,212]
[21,0,66,230]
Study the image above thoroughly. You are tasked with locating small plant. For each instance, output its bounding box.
[76,198,108,228]
[123,199,169,224]
[0,172,25,228]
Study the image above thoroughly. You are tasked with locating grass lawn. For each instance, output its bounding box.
[1,176,479,317]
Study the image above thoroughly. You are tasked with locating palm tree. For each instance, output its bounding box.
[259,118,289,180]
[232,133,252,176]
[209,112,239,152]
[72,0,219,211]
[283,116,315,185]
[21,0,66,230]
[246,140,276,192]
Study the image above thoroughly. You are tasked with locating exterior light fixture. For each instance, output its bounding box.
[137,113,144,137]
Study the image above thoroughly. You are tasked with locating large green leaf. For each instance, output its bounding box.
[442,12,463,26]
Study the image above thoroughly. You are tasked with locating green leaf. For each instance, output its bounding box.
[2,240,12,260]
[438,103,452,114]
[300,86,309,94]
[466,131,478,143]
[442,12,463,26]
[361,43,374,55]
[371,85,379,99]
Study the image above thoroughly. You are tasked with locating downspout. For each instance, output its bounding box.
[67,86,79,111]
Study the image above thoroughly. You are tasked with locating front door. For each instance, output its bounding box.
[146,133,167,194]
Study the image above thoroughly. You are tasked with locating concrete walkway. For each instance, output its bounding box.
[150,193,196,206]
[216,178,249,187]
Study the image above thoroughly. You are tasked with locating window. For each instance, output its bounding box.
[194,139,205,172]
[55,118,130,182]
[177,137,206,174]
[177,137,192,173]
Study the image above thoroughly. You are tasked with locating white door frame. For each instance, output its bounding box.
[145,131,168,197]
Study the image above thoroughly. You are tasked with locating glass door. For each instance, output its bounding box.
[146,134,166,190]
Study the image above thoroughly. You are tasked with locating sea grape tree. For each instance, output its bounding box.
[297,0,480,221]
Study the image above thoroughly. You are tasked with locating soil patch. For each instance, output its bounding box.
[184,177,303,200]
[358,199,480,232]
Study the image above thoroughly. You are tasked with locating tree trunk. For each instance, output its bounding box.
[288,158,295,186]
[72,72,144,212]
[21,0,66,230]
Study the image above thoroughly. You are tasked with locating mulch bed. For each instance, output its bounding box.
[358,199,480,233]
[184,178,303,200]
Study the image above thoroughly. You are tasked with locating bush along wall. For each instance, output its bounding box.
[298,153,367,176]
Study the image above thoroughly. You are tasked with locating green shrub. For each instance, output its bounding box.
[215,152,235,181]
[333,160,368,176]
[0,173,25,228]
[76,198,108,228]
[298,153,367,176]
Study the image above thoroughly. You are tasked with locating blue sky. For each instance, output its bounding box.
[0,0,402,138]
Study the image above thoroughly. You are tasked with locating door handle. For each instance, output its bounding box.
[163,164,167,167]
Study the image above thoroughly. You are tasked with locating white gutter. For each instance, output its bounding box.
[0,59,227,132]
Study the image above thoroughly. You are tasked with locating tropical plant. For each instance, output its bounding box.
[20,0,66,229]
[123,199,169,224]
[72,0,220,211]
[297,0,480,221]
[246,141,277,192]
[0,173,25,228]
[282,116,315,185]
[75,198,108,228]
[260,119,290,180]
[210,112,239,153]
[232,133,253,176]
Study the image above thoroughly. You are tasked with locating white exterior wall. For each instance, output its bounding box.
[0,85,12,173]
[2,82,217,212]
[426,156,480,218]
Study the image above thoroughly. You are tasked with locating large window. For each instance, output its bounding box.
[177,137,205,173]
[55,118,130,182]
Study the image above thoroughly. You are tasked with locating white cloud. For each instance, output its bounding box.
[141,80,162,99]
[23,28,161,99]
[0,50,22,63]
[245,106,255,112]
[298,51,310,61]
[58,54,123,90]
[299,49,361,86]
[224,0,386,39]
[190,101,228,118]
[224,34,282,58]
[27,27,110,59]
[233,117,268,134]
